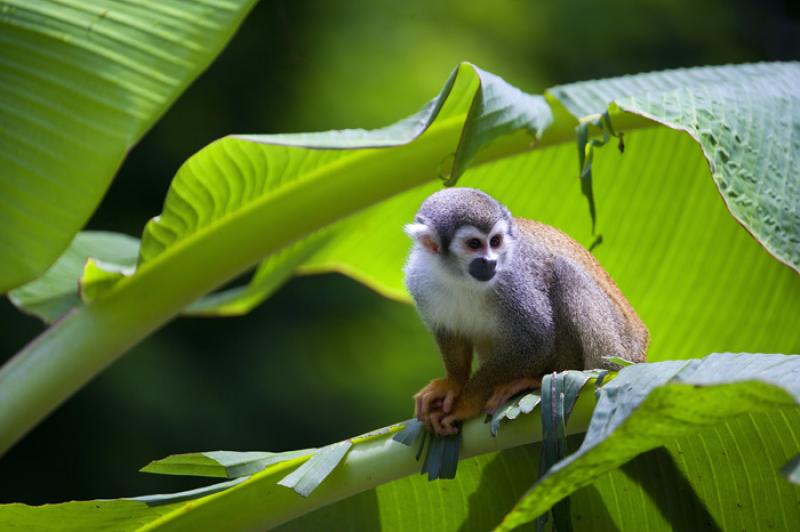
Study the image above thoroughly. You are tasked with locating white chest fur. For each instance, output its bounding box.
[405,249,500,339]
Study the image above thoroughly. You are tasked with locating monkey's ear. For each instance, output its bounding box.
[405,223,440,254]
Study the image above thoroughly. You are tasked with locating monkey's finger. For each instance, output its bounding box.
[484,397,500,415]
[416,392,435,419]
[429,411,445,435]
[443,391,457,414]
[420,391,440,419]
[440,415,460,436]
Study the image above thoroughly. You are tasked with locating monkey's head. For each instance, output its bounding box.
[405,188,515,284]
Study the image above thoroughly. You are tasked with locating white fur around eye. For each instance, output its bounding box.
[488,220,509,241]
[452,225,485,253]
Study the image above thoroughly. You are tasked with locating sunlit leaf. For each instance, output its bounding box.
[0,0,258,291]
[7,231,138,322]
[498,353,800,530]
[549,62,800,271]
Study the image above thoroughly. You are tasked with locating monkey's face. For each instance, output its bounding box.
[404,187,515,288]
[449,220,512,283]
[405,218,514,286]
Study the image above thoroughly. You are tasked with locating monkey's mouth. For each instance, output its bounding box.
[469,258,496,282]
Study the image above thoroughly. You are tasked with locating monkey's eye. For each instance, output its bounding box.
[466,238,482,250]
[490,235,502,248]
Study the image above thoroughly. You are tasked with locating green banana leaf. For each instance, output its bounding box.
[0,63,554,455]
[499,353,800,530]
[8,231,138,322]
[10,64,799,362]
[0,0,258,292]
[2,355,798,530]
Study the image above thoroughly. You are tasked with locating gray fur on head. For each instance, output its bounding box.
[414,188,513,252]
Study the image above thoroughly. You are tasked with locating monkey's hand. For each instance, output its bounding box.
[433,392,483,436]
[414,377,462,427]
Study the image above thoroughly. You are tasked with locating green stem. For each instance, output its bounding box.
[0,108,655,456]
[143,391,597,531]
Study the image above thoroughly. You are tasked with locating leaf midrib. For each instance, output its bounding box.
[122,113,468,296]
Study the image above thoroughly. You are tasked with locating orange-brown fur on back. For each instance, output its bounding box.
[515,218,648,362]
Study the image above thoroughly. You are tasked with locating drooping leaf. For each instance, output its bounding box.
[393,419,463,481]
[141,449,315,479]
[0,0,258,292]
[278,441,354,497]
[128,477,249,506]
[498,353,800,530]
[421,431,462,481]
[448,67,552,183]
[7,231,138,322]
[392,419,426,447]
[80,258,135,304]
[537,371,597,531]
[574,111,624,233]
[549,62,800,271]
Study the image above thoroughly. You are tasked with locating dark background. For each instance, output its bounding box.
[1,0,798,504]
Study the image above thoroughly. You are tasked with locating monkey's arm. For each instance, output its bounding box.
[437,329,553,436]
[414,330,472,429]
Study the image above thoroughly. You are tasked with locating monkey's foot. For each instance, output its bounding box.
[414,377,462,425]
[434,394,484,436]
[484,376,542,414]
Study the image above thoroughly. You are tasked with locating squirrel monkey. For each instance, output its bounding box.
[404,188,648,435]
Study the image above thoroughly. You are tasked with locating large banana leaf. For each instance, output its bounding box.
[4,62,798,457]
[2,355,798,530]
[11,64,800,359]
[499,353,800,530]
[0,0,258,292]
[0,63,554,455]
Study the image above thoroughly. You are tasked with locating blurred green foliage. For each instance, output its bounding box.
[0,0,797,505]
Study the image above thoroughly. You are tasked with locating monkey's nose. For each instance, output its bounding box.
[469,258,496,281]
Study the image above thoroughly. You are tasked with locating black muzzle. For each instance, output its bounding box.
[469,258,496,282]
